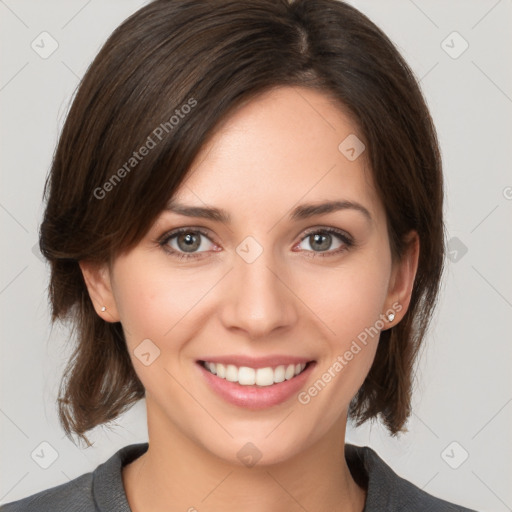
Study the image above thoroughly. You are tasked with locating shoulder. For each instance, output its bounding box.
[0,473,94,512]
[345,444,479,512]
[0,443,148,512]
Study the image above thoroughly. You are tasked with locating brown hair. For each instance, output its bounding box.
[40,0,444,447]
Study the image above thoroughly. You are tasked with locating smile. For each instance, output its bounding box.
[201,361,308,387]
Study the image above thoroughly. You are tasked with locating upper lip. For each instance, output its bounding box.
[198,355,314,369]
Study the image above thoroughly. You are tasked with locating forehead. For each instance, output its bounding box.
[171,86,385,228]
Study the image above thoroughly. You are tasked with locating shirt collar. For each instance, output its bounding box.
[92,442,386,511]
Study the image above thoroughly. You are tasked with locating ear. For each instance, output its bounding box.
[384,230,420,325]
[79,260,120,322]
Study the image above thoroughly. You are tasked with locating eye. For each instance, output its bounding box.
[295,227,353,257]
[158,226,354,261]
[159,228,218,260]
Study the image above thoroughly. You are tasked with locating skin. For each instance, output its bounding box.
[81,86,419,512]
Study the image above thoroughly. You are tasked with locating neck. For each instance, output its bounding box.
[123,404,366,512]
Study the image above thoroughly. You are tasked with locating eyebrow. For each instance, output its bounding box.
[164,199,372,224]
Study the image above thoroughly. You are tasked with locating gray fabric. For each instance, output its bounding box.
[1,443,478,511]
[344,445,477,511]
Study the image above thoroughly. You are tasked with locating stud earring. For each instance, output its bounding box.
[101,306,106,312]
[387,312,395,322]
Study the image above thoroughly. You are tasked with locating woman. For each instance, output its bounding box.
[1,0,478,510]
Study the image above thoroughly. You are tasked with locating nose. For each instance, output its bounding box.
[219,244,299,340]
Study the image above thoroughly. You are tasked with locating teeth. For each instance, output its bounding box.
[239,366,256,385]
[205,362,216,375]
[255,367,273,386]
[285,364,295,380]
[274,365,285,383]
[204,362,307,386]
[216,363,226,378]
[225,364,238,382]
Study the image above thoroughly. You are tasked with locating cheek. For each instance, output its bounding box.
[110,257,208,403]
[112,257,215,347]
[298,252,390,402]
[306,254,391,346]
[111,274,165,346]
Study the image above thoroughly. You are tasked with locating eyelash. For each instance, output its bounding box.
[157,226,354,261]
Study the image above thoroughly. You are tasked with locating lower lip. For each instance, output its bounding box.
[197,362,315,409]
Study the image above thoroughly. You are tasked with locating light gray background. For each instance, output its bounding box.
[1,1,511,510]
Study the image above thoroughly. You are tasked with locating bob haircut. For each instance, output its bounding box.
[40,0,444,447]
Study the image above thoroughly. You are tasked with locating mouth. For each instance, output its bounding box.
[199,360,311,387]
[196,355,316,408]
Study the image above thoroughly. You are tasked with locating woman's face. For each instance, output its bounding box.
[84,86,417,466]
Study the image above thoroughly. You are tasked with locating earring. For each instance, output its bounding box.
[387,312,395,322]
[101,306,107,312]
